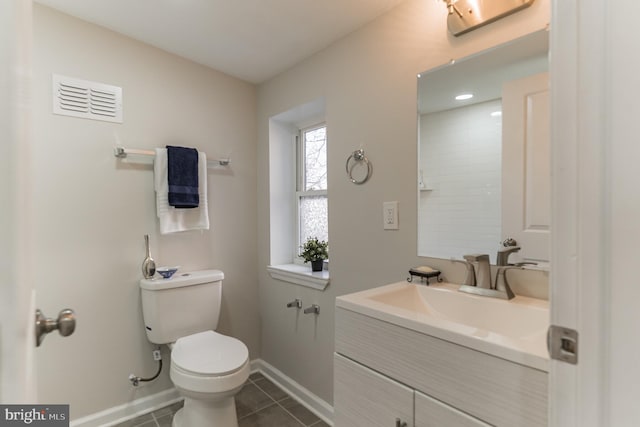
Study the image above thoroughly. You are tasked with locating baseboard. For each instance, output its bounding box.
[252,359,334,426]
[70,359,333,427]
[70,388,182,427]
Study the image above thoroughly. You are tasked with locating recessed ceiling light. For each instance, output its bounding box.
[491,111,502,117]
[455,93,473,101]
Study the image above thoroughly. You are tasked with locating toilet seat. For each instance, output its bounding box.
[172,330,248,377]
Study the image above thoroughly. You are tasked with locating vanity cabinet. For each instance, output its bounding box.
[334,354,413,427]
[334,307,548,427]
[335,353,490,427]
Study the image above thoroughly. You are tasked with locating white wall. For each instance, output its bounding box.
[32,5,259,418]
[257,0,550,405]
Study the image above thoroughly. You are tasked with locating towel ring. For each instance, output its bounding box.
[346,149,372,185]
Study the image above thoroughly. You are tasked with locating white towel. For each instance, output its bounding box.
[154,148,210,234]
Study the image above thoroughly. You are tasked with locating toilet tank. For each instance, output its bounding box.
[140,269,224,344]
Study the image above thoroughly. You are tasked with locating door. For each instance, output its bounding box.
[549,0,640,425]
[0,0,36,403]
[502,72,550,264]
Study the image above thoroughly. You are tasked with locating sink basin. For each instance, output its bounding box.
[336,282,549,371]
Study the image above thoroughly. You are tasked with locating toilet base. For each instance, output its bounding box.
[172,396,238,427]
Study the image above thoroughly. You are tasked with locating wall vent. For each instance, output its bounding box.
[52,74,123,123]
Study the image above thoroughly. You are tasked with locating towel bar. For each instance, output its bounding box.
[114,146,230,167]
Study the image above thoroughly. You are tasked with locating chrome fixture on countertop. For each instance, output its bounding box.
[497,245,521,266]
[449,259,476,286]
[497,239,538,268]
[462,254,492,289]
[457,253,519,300]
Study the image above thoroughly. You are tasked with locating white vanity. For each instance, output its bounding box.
[333,282,549,427]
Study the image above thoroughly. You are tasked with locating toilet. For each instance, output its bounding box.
[140,270,249,427]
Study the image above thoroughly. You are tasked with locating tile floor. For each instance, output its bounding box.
[114,372,330,427]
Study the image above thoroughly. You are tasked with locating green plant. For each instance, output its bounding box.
[299,237,329,263]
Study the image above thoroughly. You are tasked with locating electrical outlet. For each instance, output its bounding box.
[152,349,162,361]
[383,201,399,230]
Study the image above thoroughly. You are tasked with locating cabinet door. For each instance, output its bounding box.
[502,72,550,264]
[415,390,491,427]
[334,353,413,427]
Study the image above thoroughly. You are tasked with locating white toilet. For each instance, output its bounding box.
[140,270,249,427]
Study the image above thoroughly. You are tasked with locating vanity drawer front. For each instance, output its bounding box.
[335,308,548,427]
[415,390,491,427]
[334,353,413,427]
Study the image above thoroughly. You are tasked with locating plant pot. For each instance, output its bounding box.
[311,260,324,272]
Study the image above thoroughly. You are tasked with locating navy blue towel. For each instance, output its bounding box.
[166,145,199,208]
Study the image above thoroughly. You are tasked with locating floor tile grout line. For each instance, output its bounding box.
[150,411,161,427]
[251,378,308,426]
[238,400,278,421]
[273,399,309,427]
[236,377,281,421]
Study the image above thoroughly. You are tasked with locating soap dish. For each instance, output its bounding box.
[157,266,180,279]
[407,267,442,284]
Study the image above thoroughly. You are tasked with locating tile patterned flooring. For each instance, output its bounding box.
[114,373,330,427]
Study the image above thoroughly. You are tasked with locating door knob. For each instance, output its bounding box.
[35,308,76,347]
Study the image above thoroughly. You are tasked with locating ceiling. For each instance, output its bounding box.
[35,0,406,84]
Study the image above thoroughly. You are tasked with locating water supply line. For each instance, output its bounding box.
[129,348,163,387]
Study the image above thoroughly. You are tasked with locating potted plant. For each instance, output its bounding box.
[300,237,328,272]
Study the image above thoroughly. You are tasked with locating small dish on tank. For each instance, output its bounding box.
[157,266,180,279]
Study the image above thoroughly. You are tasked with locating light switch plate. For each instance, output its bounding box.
[383,201,398,230]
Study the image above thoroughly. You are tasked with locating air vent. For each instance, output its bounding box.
[52,74,123,123]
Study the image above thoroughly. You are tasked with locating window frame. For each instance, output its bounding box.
[294,122,328,265]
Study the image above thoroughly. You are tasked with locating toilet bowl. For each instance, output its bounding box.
[139,270,249,427]
[169,331,249,427]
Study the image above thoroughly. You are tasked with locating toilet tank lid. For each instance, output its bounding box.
[140,269,224,290]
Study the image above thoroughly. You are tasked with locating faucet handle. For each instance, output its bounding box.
[501,237,518,247]
[451,258,476,286]
[463,254,490,263]
[463,254,492,289]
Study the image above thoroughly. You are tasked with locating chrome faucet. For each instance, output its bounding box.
[457,253,519,300]
[496,246,521,266]
[497,244,538,268]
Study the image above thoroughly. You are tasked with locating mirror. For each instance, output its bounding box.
[417,30,549,265]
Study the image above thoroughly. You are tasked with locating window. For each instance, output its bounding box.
[296,124,328,258]
[267,98,329,289]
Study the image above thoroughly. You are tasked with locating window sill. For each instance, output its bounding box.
[266,264,330,291]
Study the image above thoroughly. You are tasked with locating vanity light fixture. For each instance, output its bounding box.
[455,93,473,101]
[443,0,536,36]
